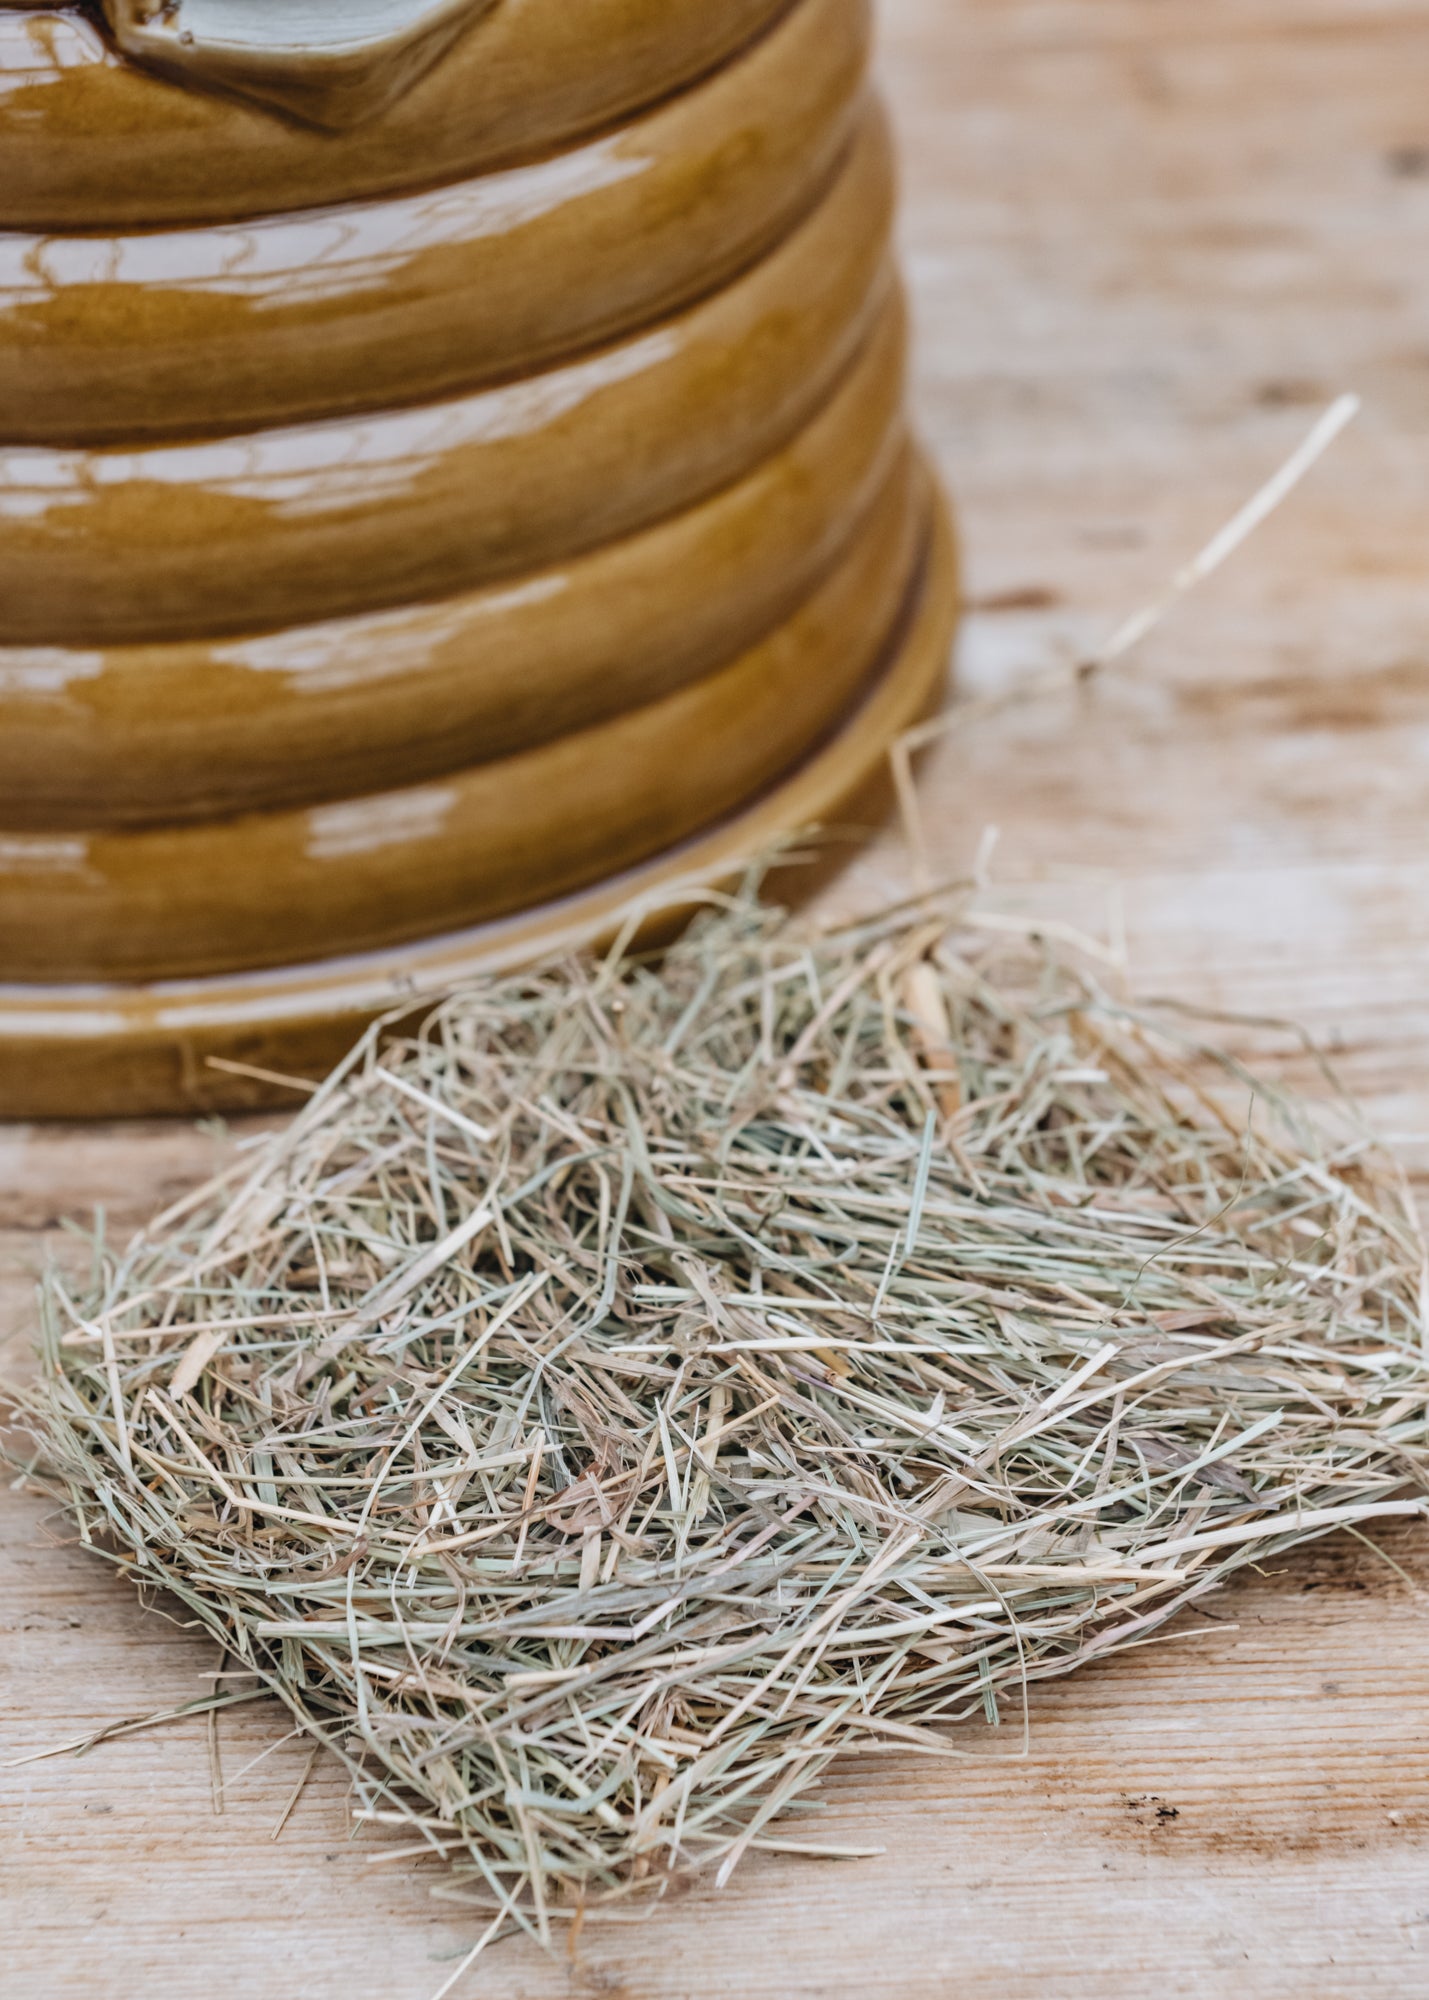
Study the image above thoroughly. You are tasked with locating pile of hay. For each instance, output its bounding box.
[23,880,1429,1948]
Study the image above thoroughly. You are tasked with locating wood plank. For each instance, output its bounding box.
[5,1,1429,1992]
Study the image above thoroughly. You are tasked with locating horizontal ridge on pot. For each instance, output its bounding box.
[0,300,908,830]
[0,453,928,984]
[0,0,796,229]
[0,0,868,445]
[0,110,894,647]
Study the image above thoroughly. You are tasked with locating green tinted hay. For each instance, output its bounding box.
[21,879,1429,1951]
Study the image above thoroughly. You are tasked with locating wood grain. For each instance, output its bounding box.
[5,0,1429,1991]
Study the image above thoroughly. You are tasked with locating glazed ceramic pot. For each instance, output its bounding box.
[0,0,958,1115]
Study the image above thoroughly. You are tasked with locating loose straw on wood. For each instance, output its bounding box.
[20,876,1429,1953]
[891,393,1362,888]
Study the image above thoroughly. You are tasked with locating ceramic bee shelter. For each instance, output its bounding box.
[0,0,957,1114]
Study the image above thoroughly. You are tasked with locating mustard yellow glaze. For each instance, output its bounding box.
[0,454,924,984]
[0,0,795,228]
[0,303,907,829]
[0,113,893,646]
[0,0,867,443]
[0,470,957,1119]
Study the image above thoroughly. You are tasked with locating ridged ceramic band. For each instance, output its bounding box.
[0,454,924,985]
[0,112,894,647]
[0,0,868,444]
[0,0,795,228]
[0,472,952,1128]
[0,466,958,1119]
[0,300,908,831]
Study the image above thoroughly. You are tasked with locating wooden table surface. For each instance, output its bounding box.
[6,2,1429,1992]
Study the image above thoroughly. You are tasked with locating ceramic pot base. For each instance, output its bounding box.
[0,470,957,1120]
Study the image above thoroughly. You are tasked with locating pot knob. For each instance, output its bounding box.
[102,0,500,129]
